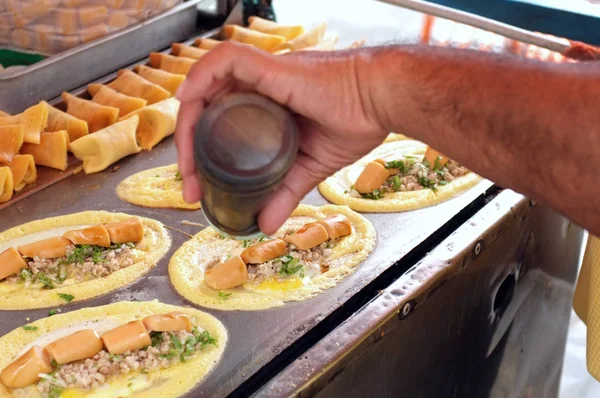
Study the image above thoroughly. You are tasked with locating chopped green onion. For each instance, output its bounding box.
[22,325,38,331]
[218,291,232,300]
[37,272,54,289]
[48,309,57,316]
[150,331,164,347]
[57,293,74,302]
[174,171,183,181]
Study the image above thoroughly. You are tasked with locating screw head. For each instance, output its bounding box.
[399,300,414,320]
[474,241,483,256]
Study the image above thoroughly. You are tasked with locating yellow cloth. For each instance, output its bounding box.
[574,234,600,380]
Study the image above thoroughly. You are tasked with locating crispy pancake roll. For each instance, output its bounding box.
[0,167,13,203]
[62,92,119,133]
[222,25,285,52]
[89,84,148,116]
[43,101,88,142]
[20,130,69,171]
[119,97,179,150]
[0,102,48,144]
[134,65,185,95]
[248,16,304,40]
[149,52,196,75]
[171,43,209,59]
[101,69,171,105]
[69,116,141,174]
[8,154,36,192]
[194,37,222,50]
[274,22,326,52]
[0,124,24,164]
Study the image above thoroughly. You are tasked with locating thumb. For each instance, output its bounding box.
[258,153,330,235]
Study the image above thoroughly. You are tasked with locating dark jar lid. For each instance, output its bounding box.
[193,92,298,238]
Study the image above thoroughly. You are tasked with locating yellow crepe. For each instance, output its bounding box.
[62,92,119,133]
[99,70,171,105]
[0,211,170,310]
[169,204,375,311]
[171,43,208,60]
[318,140,483,212]
[8,154,36,192]
[43,101,89,142]
[0,102,48,144]
[274,22,327,52]
[0,301,226,397]
[149,53,196,75]
[116,164,200,210]
[134,65,185,95]
[69,116,142,174]
[20,131,69,171]
[0,125,24,164]
[119,97,180,150]
[0,167,13,203]
[90,85,148,116]
[247,16,304,40]
[222,25,286,52]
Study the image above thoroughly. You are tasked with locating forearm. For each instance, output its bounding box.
[357,45,600,234]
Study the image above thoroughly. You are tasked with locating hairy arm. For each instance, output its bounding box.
[359,46,600,234]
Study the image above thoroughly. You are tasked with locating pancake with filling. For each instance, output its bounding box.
[318,140,482,212]
[116,164,199,210]
[0,300,226,398]
[169,204,375,311]
[0,211,170,310]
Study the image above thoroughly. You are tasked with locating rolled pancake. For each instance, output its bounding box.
[134,65,185,95]
[274,22,327,52]
[43,101,88,142]
[62,92,119,133]
[298,36,339,51]
[20,131,69,171]
[69,115,141,174]
[383,133,410,143]
[318,140,483,212]
[89,84,148,116]
[116,163,200,210]
[222,25,285,52]
[100,70,171,105]
[0,102,48,144]
[119,97,180,150]
[248,16,304,40]
[8,154,37,192]
[149,52,196,75]
[0,167,13,203]
[194,38,221,50]
[171,43,208,60]
[169,204,375,310]
[0,211,170,310]
[0,300,226,397]
[0,125,24,164]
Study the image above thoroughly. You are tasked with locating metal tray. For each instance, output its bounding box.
[0,0,208,114]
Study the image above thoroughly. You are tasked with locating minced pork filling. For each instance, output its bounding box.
[350,157,469,200]
[37,327,216,397]
[5,243,136,289]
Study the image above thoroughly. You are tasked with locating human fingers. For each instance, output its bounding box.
[174,98,204,203]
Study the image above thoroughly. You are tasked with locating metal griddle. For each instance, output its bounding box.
[0,0,584,397]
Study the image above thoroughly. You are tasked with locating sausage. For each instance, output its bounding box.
[0,247,28,280]
[45,329,104,365]
[143,312,192,333]
[204,255,248,290]
[423,146,449,170]
[284,223,329,250]
[105,217,144,244]
[354,161,389,194]
[101,320,151,355]
[0,346,53,389]
[241,239,287,264]
[63,224,110,247]
[18,237,72,259]
[373,158,387,167]
[317,214,352,240]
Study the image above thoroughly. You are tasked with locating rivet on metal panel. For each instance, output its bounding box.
[473,240,483,257]
[399,300,414,320]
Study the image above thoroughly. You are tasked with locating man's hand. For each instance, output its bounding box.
[175,42,387,234]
